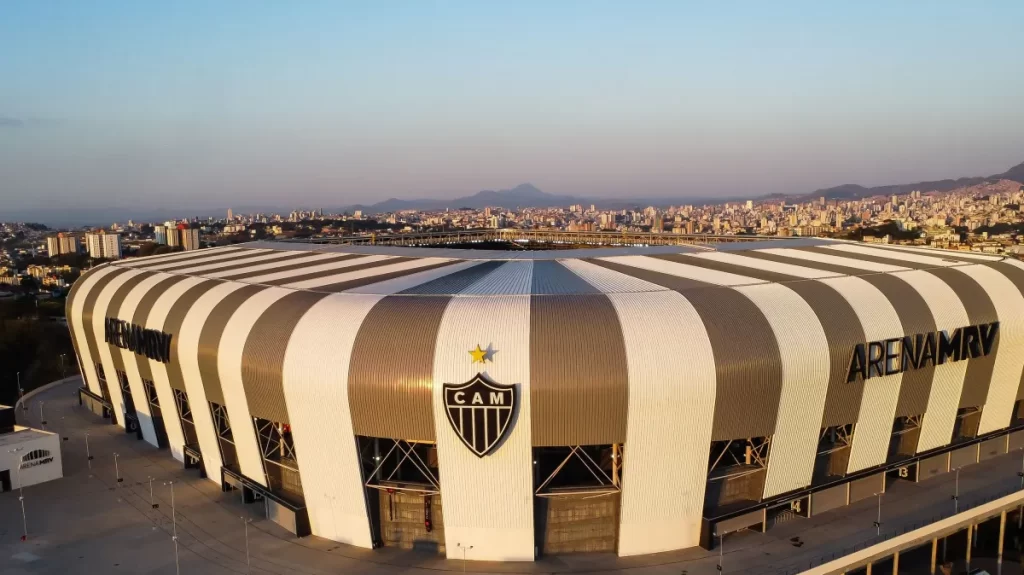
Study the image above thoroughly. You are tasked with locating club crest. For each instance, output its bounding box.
[443,374,516,457]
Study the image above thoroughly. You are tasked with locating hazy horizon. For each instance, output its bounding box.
[2,1,1024,212]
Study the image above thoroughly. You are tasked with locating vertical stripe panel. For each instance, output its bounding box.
[217,287,291,486]
[432,262,535,561]
[177,282,245,480]
[240,291,328,422]
[562,259,714,554]
[967,264,1024,434]
[819,277,905,473]
[68,265,119,396]
[145,276,208,462]
[113,272,169,447]
[281,293,384,548]
[733,284,830,498]
[90,269,145,428]
[891,271,970,452]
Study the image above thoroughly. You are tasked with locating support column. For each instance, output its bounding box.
[891,550,899,575]
[865,561,872,575]
[998,510,1007,575]
[966,524,973,570]
[930,537,938,574]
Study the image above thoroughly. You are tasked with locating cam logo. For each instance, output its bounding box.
[443,374,516,457]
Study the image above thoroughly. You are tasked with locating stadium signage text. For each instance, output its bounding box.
[104,318,172,364]
[443,373,516,457]
[847,322,999,384]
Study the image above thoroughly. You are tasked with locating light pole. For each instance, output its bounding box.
[9,448,28,541]
[718,532,724,572]
[874,492,883,536]
[18,372,26,411]
[164,481,180,575]
[456,542,473,572]
[148,477,158,509]
[85,432,93,469]
[241,516,252,574]
[60,354,66,379]
[952,467,960,514]
[39,401,46,429]
[114,452,122,484]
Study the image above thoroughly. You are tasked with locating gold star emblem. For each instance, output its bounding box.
[469,344,489,364]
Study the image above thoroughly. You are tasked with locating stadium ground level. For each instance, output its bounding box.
[3,380,1024,574]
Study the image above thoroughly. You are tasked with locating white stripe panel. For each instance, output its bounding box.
[178,282,245,481]
[559,259,665,294]
[90,269,146,428]
[821,277,905,473]
[178,251,302,274]
[242,255,392,284]
[141,248,272,271]
[967,264,1024,434]
[565,259,716,554]
[1004,259,1024,273]
[432,262,534,561]
[734,284,830,498]
[692,251,844,279]
[862,243,1005,262]
[204,252,338,278]
[113,272,168,447]
[216,287,292,486]
[598,255,766,287]
[826,244,961,267]
[117,246,245,267]
[145,276,207,463]
[281,293,383,548]
[283,257,454,290]
[760,248,910,273]
[891,271,969,452]
[345,260,480,294]
[70,265,120,396]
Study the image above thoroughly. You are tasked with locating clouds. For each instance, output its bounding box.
[0,116,24,127]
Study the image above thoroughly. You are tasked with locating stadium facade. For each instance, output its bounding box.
[66,239,1024,561]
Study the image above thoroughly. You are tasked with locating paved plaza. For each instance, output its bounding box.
[4,379,1024,574]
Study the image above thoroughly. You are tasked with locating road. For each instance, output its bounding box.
[3,379,1024,574]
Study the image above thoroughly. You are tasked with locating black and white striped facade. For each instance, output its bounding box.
[66,239,1024,560]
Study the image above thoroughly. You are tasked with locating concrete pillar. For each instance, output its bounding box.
[930,537,938,574]
[892,550,899,575]
[998,510,1007,575]
[866,561,872,575]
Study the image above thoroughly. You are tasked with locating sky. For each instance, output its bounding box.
[2,1,1023,213]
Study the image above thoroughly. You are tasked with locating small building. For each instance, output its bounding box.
[0,405,63,492]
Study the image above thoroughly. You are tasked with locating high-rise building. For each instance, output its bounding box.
[154,225,168,245]
[46,233,81,257]
[85,230,122,260]
[227,208,234,221]
[166,223,181,248]
[182,226,201,251]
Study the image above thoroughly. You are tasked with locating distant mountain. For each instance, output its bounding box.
[342,183,582,213]
[798,160,1024,203]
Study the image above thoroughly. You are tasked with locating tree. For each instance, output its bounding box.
[19,276,38,292]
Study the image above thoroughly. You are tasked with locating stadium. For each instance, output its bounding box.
[65,236,1024,562]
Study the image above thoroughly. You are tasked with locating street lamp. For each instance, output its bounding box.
[148,477,159,509]
[718,532,724,572]
[113,452,122,484]
[456,542,474,572]
[8,448,28,541]
[18,372,26,411]
[164,481,180,575]
[873,492,883,536]
[952,467,961,514]
[39,401,46,428]
[60,354,66,380]
[241,516,253,574]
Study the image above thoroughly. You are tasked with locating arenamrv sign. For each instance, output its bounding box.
[847,322,1000,383]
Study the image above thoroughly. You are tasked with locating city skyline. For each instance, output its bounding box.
[2,1,1024,212]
